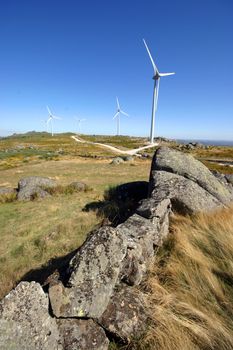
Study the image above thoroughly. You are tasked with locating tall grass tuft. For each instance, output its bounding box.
[138,206,233,350]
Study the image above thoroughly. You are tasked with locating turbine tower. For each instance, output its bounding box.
[143,39,175,143]
[113,97,129,136]
[74,117,86,134]
[46,106,61,137]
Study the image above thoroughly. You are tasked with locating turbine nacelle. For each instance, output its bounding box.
[153,72,175,80]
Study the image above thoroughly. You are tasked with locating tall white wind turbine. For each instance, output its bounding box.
[113,97,129,136]
[74,117,86,134]
[143,39,175,143]
[46,106,62,136]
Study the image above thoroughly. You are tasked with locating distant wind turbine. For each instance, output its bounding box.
[113,97,129,136]
[74,117,86,134]
[46,106,61,136]
[143,39,175,143]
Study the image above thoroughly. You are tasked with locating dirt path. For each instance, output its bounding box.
[71,135,158,156]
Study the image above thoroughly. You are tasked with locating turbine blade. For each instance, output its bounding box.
[120,110,129,117]
[143,39,159,74]
[159,72,175,77]
[52,115,62,120]
[47,106,52,115]
[116,97,120,109]
[113,112,119,120]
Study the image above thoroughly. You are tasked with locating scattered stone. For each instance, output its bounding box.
[226,174,233,185]
[17,176,57,201]
[110,157,124,165]
[123,156,134,162]
[0,282,61,350]
[98,286,147,342]
[57,319,109,350]
[68,181,88,192]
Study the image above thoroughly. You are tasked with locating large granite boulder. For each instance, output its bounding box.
[0,282,61,350]
[151,147,232,205]
[149,147,233,214]
[17,176,57,201]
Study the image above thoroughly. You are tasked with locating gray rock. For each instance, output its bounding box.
[110,157,124,165]
[118,205,170,286]
[49,226,128,318]
[123,156,134,162]
[57,319,109,350]
[0,281,61,350]
[151,147,233,205]
[150,170,222,214]
[98,286,147,342]
[68,181,88,192]
[17,176,57,201]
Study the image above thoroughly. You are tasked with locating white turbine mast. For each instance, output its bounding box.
[143,39,175,143]
[113,97,129,136]
[46,106,61,136]
[74,117,86,134]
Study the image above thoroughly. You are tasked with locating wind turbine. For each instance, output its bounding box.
[113,97,129,136]
[143,39,175,143]
[74,117,86,134]
[46,106,61,136]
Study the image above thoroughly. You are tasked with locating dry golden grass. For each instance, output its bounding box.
[139,207,233,350]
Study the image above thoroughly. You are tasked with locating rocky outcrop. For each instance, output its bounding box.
[150,147,233,214]
[17,176,57,201]
[1,147,232,348]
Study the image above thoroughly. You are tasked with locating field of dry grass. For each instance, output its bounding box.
[133,206,233,350]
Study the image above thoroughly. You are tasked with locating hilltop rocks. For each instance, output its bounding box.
[17,176,57,201]
[150,147,233,214]
[0,282,61,350]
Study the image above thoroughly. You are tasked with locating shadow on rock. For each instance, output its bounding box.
[83,181,149,226]
[21,249,78,288]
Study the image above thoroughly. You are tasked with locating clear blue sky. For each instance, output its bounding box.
[0,0,233,140]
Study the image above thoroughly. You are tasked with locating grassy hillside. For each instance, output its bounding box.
[0,156,151,299]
